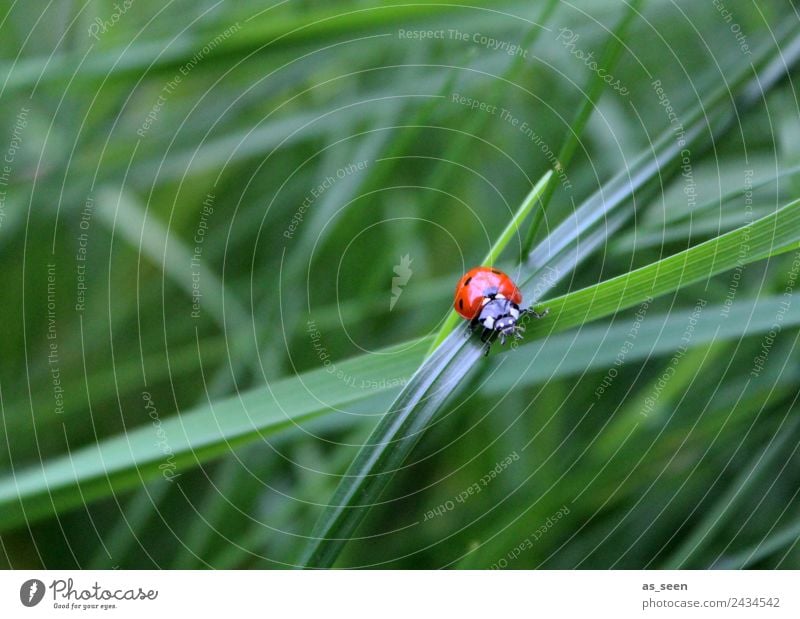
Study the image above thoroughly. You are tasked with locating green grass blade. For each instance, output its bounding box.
[525,199,800,338]
[0,0,509,91]
[485,294,800,395]
[521,24,800,306]
[0,339,428,532]
[95,185,250,334]
[300,333,486,568]
[522,0,644,253]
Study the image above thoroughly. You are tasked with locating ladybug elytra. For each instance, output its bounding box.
[454,266,547,353]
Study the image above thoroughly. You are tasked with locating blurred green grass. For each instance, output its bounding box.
[1,0,799,569]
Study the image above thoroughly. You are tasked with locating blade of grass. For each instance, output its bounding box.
[408,3,558,352]
[0,338,429,532]
[0,0,511,91]
[428,169,552,353]
[521,23,800,307]
[95,185,251,336]
[645,163,800,225]
[485,294,800,394]
[300,330,487,568]
[522,0,644,254]
[610,164,800,253]
[2,335,227,445]
[524,199,800,339]
[611,206,775,254]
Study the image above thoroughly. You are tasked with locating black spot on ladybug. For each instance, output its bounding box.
[491,269,501,274]
[458,299,464,310]
[464,277,472,286]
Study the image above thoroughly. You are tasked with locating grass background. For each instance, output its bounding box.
[1,0,800,569]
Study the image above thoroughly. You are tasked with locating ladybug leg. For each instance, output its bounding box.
[479,328,497,355]
[526,306,549,319]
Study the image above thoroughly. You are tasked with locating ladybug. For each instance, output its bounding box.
[454,266,546,353]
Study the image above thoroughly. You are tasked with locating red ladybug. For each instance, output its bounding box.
[454,266,546,352]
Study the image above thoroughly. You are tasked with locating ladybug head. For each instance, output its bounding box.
[494,314,520,333]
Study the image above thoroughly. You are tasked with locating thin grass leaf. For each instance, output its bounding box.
[300,332,487,568]
[524,198,800,339]
[485,294,800,395]
[0,0,507,91]
[95,185,251,335]
[522,23,800,305]
[522,0,645,253]
[610,207,775,254]
[0,339,428,532]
